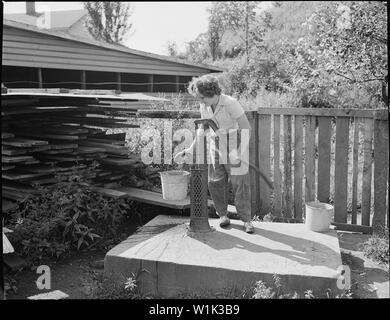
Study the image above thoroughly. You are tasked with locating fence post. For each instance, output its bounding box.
[373,118,389,233]
[248,112,259,217]
[258,114,271,217]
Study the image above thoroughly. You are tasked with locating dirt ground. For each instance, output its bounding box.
[4,227,389,299]
[337,231,389,298]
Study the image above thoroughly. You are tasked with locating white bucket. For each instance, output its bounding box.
[305,201,333,232]
[160,170,190,201]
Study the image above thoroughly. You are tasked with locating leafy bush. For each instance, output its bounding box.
[362,234,389,265]
[5,166,135,265]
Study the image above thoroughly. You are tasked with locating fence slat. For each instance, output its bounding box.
[283,115,293,218]
[317,117,331,203]
[273,115,282,217]
[351,118,360,224]
[334,117,350,223]
[373,119,389,231]
[248,112,259,217]
[305,116,316,203]
[361,118,374,226]
[258,115,271,216]
[294,116,304,219]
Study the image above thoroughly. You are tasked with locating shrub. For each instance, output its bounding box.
[5,166,135,265]
[361,234,389,265]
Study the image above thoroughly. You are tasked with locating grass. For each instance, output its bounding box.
[361,230,389,266]
[90,272,353,299]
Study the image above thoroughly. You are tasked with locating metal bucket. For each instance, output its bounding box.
[305,201,333,232]
[160,170,190,201]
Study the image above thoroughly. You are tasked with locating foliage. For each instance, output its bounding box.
[361,233,389,265]
[251,274,353,299]
[5,165,134,265]
[83,1,134,44]
[188,1,387,109]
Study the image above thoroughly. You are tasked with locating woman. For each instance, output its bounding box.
[174,75,254,233]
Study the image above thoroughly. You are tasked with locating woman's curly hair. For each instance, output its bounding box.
[187,75,222,97]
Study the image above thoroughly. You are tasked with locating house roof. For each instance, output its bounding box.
[4,9,86,29]
[3,18,225,73]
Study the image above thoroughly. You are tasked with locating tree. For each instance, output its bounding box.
[183,33,211,64]
[83,2,134,44]
[207,3,224,61]
[207,2,261,62]
[165,41,178,57]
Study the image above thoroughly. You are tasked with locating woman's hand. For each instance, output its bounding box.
[174,149,193,164]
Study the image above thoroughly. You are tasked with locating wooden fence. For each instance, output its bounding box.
[137,107,388,234]
[247,108,388,234]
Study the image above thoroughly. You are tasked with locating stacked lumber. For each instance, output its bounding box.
[1,89,167,210]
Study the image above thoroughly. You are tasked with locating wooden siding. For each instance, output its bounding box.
[2,26,216,76]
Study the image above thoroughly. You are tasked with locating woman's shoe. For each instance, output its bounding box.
[219,216,230,227]
[244,221,254,233]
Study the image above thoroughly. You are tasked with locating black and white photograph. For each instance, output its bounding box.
[1,0,388,309]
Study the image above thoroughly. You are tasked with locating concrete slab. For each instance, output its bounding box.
[27,290,69,300]
[105,215,344,297]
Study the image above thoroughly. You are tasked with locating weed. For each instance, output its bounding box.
[361,234,389,266]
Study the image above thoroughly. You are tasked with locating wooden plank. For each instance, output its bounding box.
[2,138,48,147]
[248,112,259,217]
[361,118,374,226]
[294,115,304,219]
[2,181,41,194]
[50,143,78,149]
[2,165,15,171]
[317,116,332,203]
[18,133,85,141]
[116,187,191,210]
[87,138,125,146]
[2,155,35,163]
[93,132,126,141]
[2,147,28,156]
[334,117,350,223]
[257,108,387,120]
[16,165,56,174]
[28,145,52,152]
[351,118,360,224]
[258,115,271,216]
[372,119,389,231]
[305,116,316,203]
[331,222,373,235]
[29,177,58,185]
[2,132,14,139]
[77,146,106,154]
[283,115,293,218]
[273,115,282,217]
[2,188,30,201]
[79,141,128,154]
[2,171,49,181]
[78,122,139,129]
[1,106,79,116]
[137,110,201,119]
[99,158,139,167]
[42,149,75,154]
[39,126,89,135]
[39,155,85,162]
